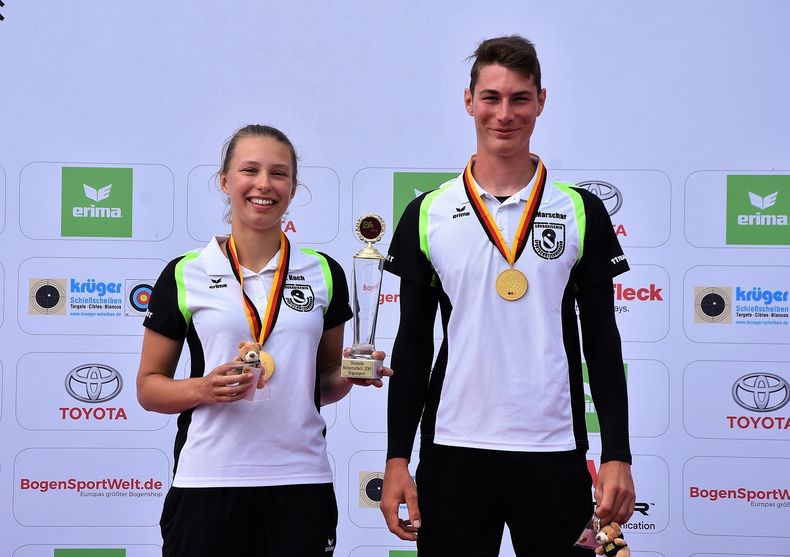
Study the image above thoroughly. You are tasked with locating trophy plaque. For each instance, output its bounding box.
[341,213,386,379]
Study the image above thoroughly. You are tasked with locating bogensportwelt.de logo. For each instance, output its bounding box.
[13,448,169,526]
[684,456,790,537]
[61,167,133,237]
[726,174,790,246]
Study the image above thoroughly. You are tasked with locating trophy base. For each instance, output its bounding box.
[341,356,383,379]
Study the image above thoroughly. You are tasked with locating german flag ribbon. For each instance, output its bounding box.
[226,232,290,346]
[462,155,547,266]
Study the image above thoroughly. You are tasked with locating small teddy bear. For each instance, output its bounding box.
[232,340,275,386]
[235,340,262,367]
[594,522,629,557]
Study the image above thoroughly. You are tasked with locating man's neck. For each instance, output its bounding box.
[472,151,537,197]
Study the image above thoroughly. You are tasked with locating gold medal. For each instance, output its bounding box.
[259,351,275,382]
[496,268,528,301]
[462,155,547,303]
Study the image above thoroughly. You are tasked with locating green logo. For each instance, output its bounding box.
[61,167,133,237]
[393,172,457,227]
[389,551,418,557]
[726,175,790,245]
[583,363,628,433]
[54,550,126,557]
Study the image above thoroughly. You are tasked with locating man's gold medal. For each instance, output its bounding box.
[496,268,528,301]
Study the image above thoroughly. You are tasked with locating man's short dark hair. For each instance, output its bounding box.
[468,35,542,94]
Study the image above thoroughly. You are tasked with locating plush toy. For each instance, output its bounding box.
[594,522,629,557]
[235,340,262,367]
[232,340,275,385]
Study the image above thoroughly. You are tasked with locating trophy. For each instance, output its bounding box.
[341,213,386,379]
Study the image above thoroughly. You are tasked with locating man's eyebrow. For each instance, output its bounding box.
[477,88,534,97]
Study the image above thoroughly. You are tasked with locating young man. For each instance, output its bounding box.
[380,36,635,556]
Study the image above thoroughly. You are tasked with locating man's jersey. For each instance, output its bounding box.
[144,236,351,487]
[385,160,628,453]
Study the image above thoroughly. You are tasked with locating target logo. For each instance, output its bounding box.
[694,286,732,324]
[358,471,384,508]
[125,280,153,316]
[28,278,67,315]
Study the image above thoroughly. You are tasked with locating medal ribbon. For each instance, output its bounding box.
[226,232,290,346]
[462,155,547,266]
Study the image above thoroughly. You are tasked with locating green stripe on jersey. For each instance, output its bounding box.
[175,251,200,328]
[301,248,331,313]
[554,182,586,262]
[418,183,454,264]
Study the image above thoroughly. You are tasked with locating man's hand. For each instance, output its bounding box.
[594,460,635,525]
[380,457,420,541]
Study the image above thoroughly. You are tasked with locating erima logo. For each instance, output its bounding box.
[209,278,227,289]
[73,184,123,218]
[738,191,788,226]
[750,192,778,209]
[453,203,470,219]
[324,538,335,552]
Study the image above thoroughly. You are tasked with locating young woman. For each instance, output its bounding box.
[137,124,387,556]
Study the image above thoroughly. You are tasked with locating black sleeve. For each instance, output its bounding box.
[320,252,353,331]
[572,188,629,290]
[577,278,631,464]
[143,256,189,340]
[384,193,436,285]
[387,277,439,461]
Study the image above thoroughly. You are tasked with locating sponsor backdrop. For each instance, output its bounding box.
[0,1,788,556]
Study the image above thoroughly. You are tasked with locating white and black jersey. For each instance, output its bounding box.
[144,236,352,487]
[384,159,631,463]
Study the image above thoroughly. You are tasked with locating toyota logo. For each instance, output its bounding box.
[732,372,790,412]
[576,180,623,216]
[65,364,123,403]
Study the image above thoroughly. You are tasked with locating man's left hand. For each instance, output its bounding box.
[594,460,635,525]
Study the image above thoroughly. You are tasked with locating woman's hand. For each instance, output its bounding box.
[342,349,393,388]
[197,362,256,403]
